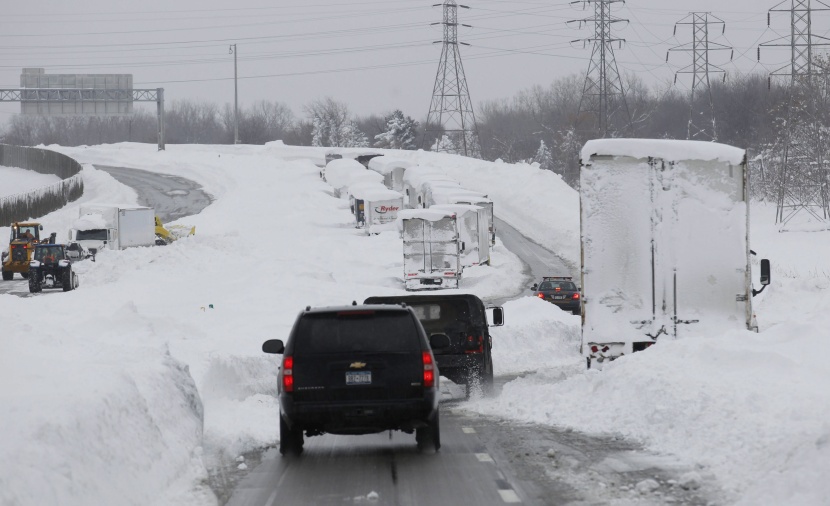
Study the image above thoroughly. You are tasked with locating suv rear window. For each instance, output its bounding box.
[294,312,421,354]
[539,281,576,291]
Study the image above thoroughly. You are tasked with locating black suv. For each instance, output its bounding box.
[531,276,580,315]
[28,244,79,293]
[262,304,449,456]
[364,294,504,399]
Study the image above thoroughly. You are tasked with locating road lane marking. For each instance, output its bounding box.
[475,453,494,463]
[263,489,278,506]
[498,489,522,503]
[462,427,477,434]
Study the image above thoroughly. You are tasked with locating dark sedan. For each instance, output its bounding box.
[531,276,581,315]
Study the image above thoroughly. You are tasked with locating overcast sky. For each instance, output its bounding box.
[0,0,823,124]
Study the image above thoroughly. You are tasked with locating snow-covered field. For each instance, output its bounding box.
[0,142,827,505]
[0,165,61,198]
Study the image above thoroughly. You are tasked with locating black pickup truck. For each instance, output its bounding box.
[364,294,504,399]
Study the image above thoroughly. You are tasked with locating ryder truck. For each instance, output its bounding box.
[579,139,770,368]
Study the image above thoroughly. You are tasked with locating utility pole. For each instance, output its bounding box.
[759,0,830,228]
[230,44,240,144]
[668,12,732,142]
[423,1,481,158]
[569,0,631,137]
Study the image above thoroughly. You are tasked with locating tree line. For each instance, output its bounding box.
[0,69,821,194]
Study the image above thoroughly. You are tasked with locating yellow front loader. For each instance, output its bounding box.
[155,216,195,245]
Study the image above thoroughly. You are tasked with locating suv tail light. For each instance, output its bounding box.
[573,293,580,300]
[464,335,484,354]
[537,293,544,299]
[282,356,294,393]
[422,351,435,388]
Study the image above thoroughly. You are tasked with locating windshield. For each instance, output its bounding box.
[294,312,421,354]
[35,247,65,261]
[539,281,577,291]
[15,226,37,240]
[76,229,107,241]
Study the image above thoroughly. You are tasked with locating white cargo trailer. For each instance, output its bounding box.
[69,204,155,252]
[579,139,770,368]
[398,208,463,290]
[351,186,404,234]
[429,188,496,246]
[367,156,415,192]
[430,204,490,266]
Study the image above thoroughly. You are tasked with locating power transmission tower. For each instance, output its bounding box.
[568,0,631,137]
[759,0,830,228]
[667,13,732,142]
[423,1,481,158]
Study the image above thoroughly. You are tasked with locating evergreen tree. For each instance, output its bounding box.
[431,134,457,154]
[341,121,370,148]
[534,140,554,171]
[374,110,419,150]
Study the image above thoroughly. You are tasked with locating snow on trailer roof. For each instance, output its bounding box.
[402,165,447,184]
[430,204,483,215]
[345,170,383,186]
[398,208,457,222]
[349,185,402,201]
[325,158,366,187]
[430,187,491,205]
[367,156,415,174]
[406,171,458,189]
[73,213,109,231]
[581,139,746,165]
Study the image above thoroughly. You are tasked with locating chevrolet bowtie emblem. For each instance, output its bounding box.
[350,362,367,369]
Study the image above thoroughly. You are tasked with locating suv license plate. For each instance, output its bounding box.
[346,371,372,385]
[554,295,566,300]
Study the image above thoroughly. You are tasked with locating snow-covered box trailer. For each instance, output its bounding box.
[324,158,366,198]
[367,156,415,192]
[402,166,450,209]
[350,185,404,234]
[428,187,496,246]
[430,204,490,266]
[69,204,155,252]
[579,139,770,368]
[398,208,463,290]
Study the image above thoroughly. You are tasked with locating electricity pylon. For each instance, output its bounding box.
[760,0,830,228]
[423,0,481,158]
[667,13,732,142]
[568,0,631,137]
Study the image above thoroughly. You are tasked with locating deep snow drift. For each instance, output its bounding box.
[0,142,827,506]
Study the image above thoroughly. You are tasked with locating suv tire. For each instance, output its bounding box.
[416,408,441,452]
[279,414,304,456]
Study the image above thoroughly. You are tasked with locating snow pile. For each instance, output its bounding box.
[0,165,61,198]
[72,212,109,231]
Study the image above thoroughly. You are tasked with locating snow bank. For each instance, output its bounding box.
[0,165,61,198]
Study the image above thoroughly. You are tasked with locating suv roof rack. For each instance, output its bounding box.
[542,276,572,281]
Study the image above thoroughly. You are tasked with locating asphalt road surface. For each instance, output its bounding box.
[94,164,212,223]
